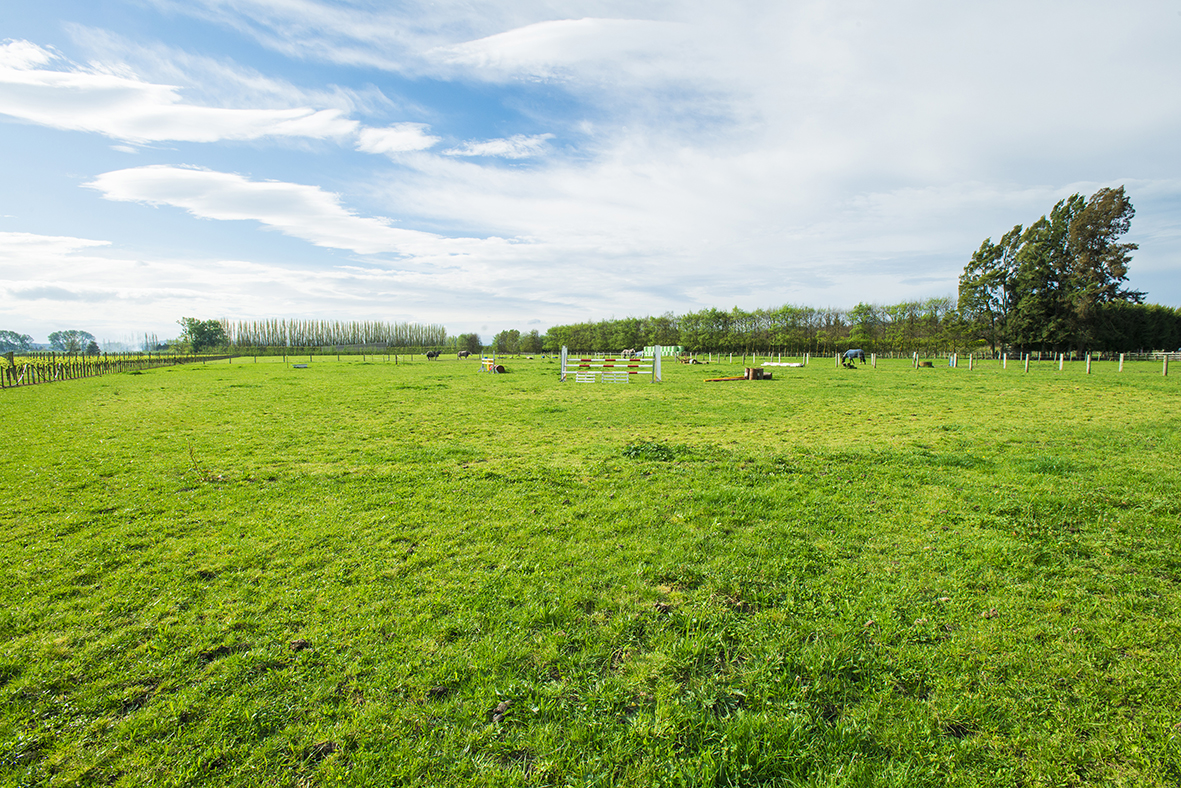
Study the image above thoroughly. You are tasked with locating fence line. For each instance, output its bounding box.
[1,352,218,390]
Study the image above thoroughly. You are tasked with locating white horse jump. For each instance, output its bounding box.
[560,346,663,383]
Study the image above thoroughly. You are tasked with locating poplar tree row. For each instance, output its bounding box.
[226,319,447,349]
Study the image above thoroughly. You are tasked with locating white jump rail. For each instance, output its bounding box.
[560,346,662,383]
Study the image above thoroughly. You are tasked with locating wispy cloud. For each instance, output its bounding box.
[356,123,440,154]
[65,24,397,116]
[428,18,688,82]
[443,133,553,159]
[83,165,508,257]
[0,230,111,256]
[0,39,358,143]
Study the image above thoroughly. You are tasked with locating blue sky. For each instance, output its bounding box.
[2,1,1180,346]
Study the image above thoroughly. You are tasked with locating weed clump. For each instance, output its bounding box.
[621,441,690,461]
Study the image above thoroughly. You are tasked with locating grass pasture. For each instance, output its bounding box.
[2,355,1180,787]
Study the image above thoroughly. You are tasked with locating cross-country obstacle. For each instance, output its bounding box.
[706,367,773,382]
[560,346,662,383]
[480,355,506,373]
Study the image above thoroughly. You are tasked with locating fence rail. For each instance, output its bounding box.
[1,353,218,390]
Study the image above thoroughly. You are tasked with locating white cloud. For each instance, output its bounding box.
[140,0,557,72]
[82,165,509,257]
[428,18,687,81]
[0,230,111,256]
[65,25,397,116]
[0,39,59,69]
[0,39,358,143]
[356,123,440,154]
[443,133,554,159]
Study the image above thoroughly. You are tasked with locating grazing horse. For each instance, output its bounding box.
[457,350,471,358]
[842,348,865,369]
[425,350,441,360]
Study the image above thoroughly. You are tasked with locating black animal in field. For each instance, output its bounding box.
[425,350,441,360]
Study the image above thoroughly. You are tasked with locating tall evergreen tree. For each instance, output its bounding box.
[961,186,1142,352]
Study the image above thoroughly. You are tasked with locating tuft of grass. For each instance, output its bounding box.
[621,441,692,461]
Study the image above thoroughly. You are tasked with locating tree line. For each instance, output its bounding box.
[538,187,1179,355]
[0,330,100,354]
[538,300,970,355]
[539,295,1178,358]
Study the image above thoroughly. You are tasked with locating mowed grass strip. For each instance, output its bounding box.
[1,356,1179,786]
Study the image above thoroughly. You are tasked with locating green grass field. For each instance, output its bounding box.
[2,355,1179,787]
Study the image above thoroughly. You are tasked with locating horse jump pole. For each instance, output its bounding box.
[560,347,661,383]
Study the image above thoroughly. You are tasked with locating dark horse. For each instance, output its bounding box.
[842,348,865,369]
[425,350,441,360]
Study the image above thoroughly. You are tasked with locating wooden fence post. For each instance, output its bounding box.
[1024,354,1030,373]
[1086,353,1091,374]
[1119,353,1124,372]
[1165,356,1170,377]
